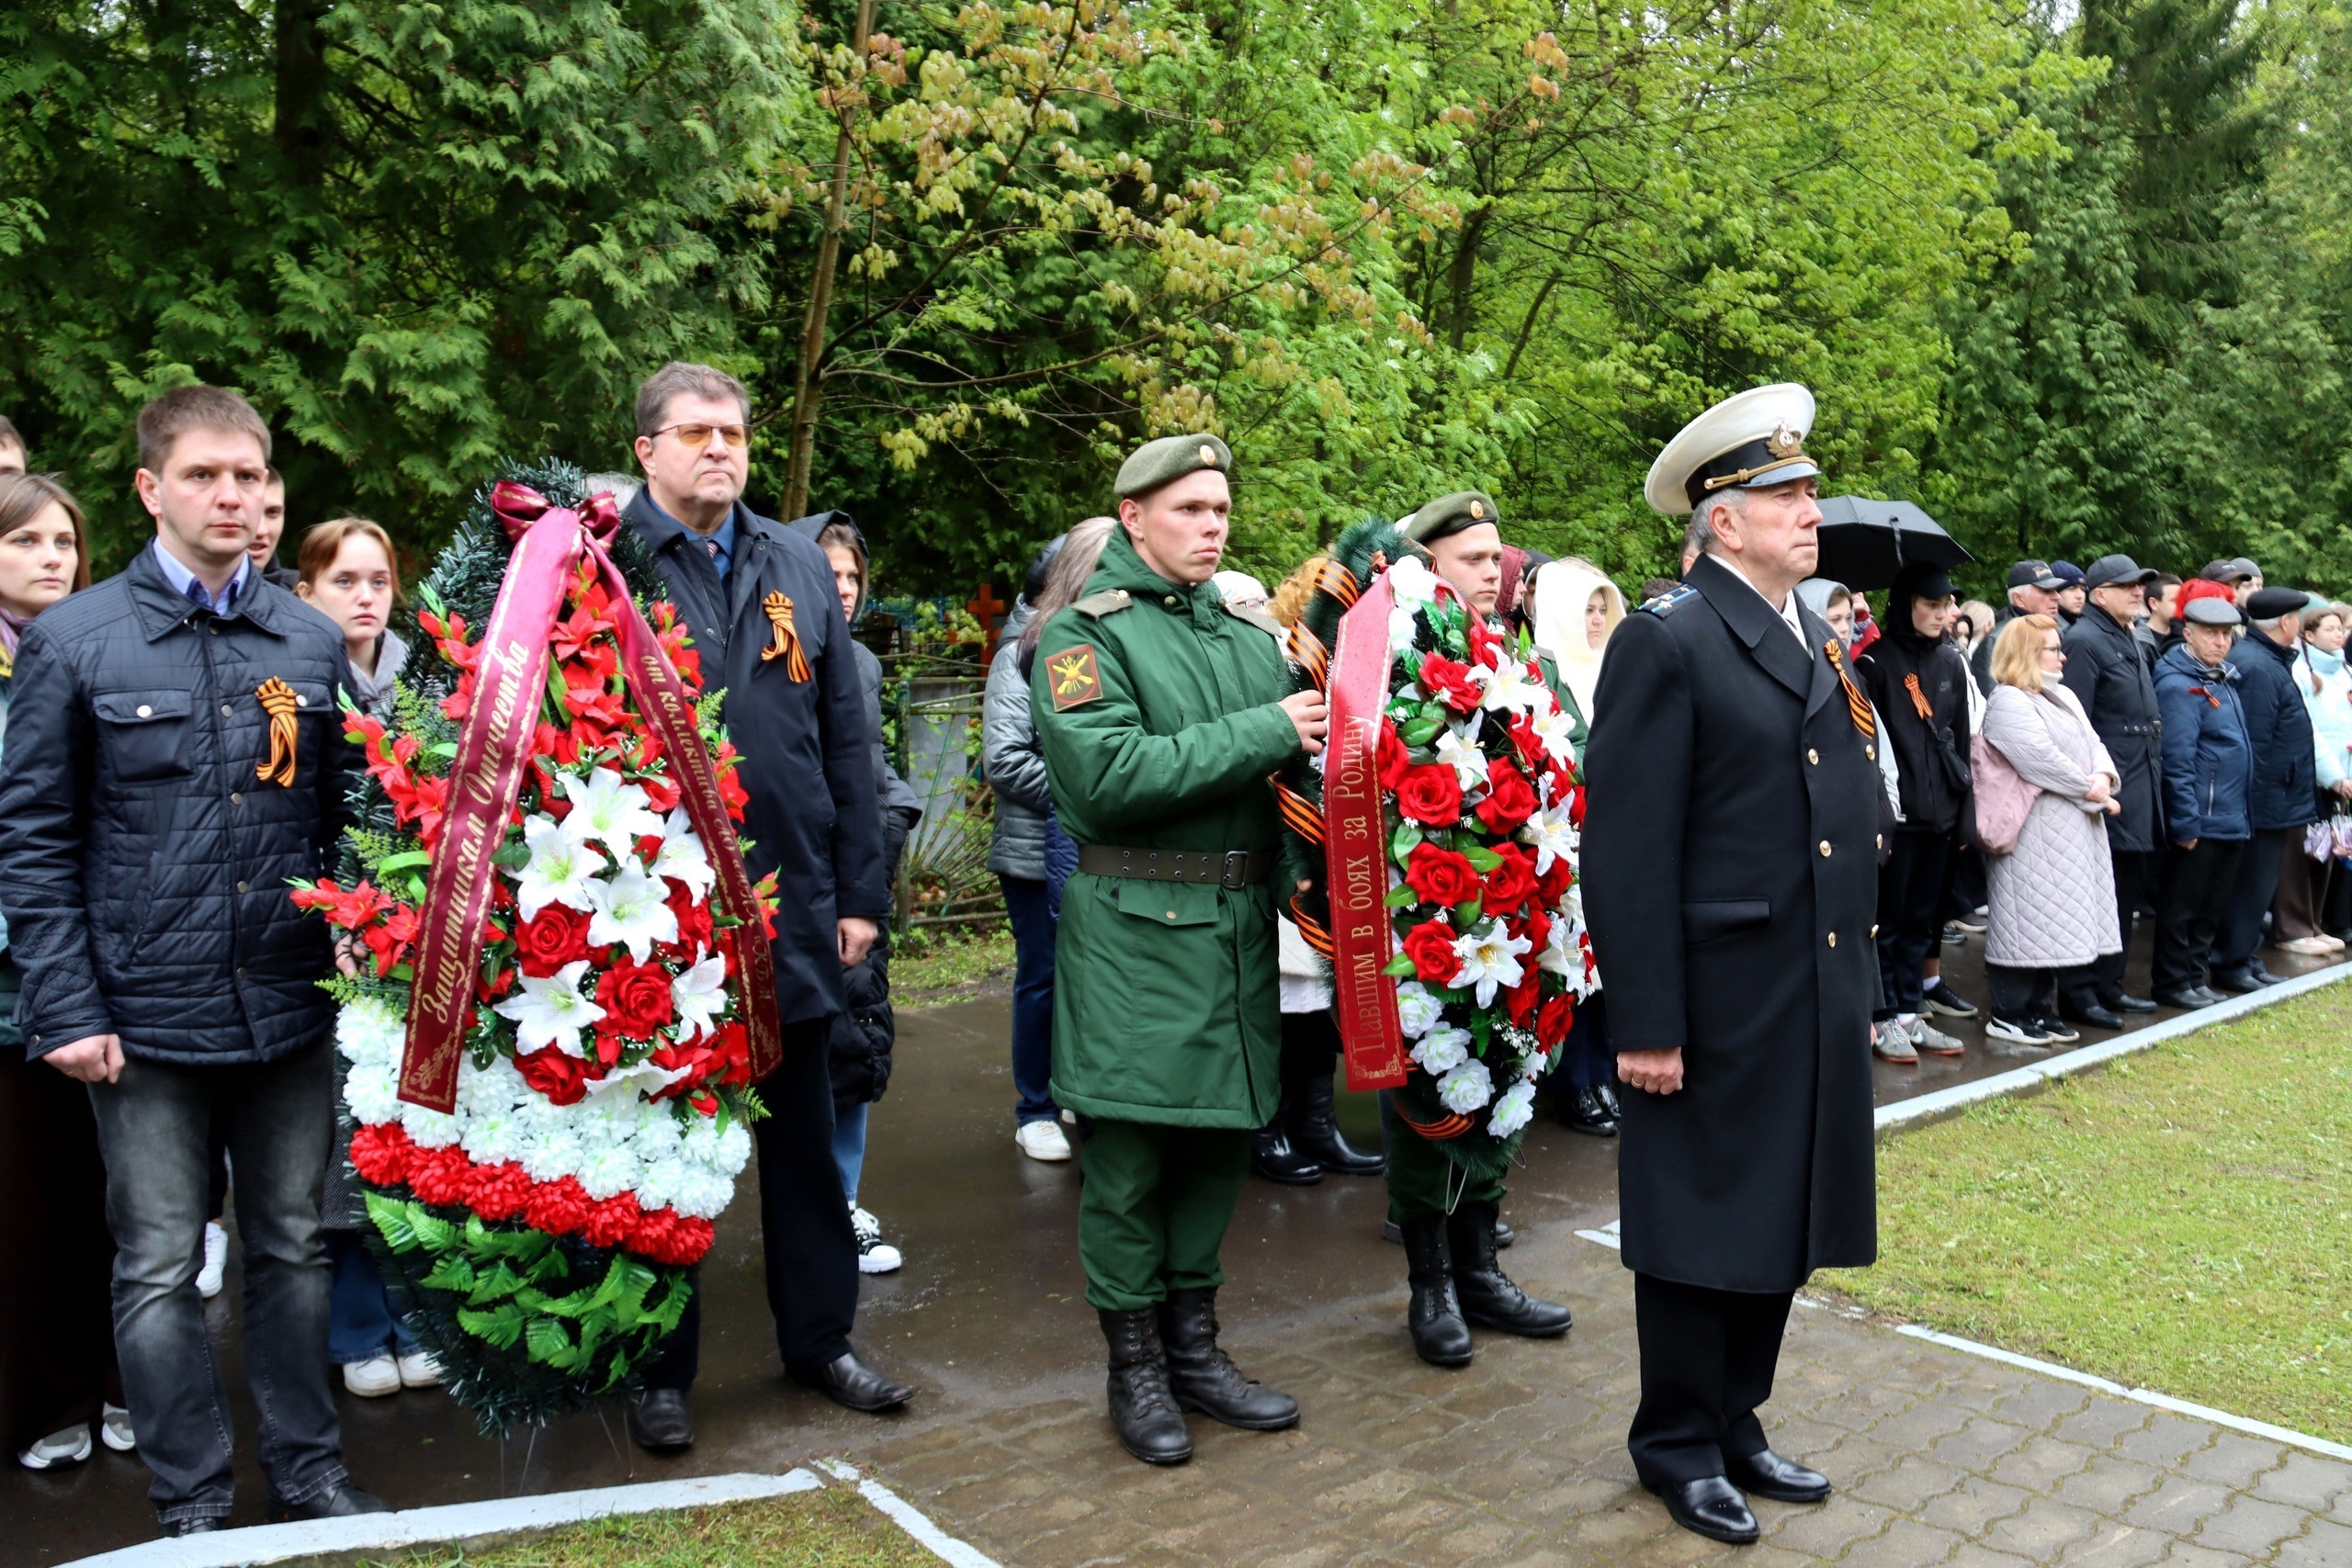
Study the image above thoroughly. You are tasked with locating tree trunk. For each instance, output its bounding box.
[783,0,877,521]
[1446,206,1488,351]
[274,0,329,191]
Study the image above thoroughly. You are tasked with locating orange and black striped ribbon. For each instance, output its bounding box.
[1287,621,1330,690]
[1289,897,1335,958]
[1312,558,1361,610]
[1396,1109,1473,1141]
[1827,641,1876,739]
[1272,779,1325,845]
[1902,671,1933,719]
[255,677,300,786]
[761,592,812,682]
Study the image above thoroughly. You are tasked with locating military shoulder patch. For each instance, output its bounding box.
[1222,600,1284,638]
[1073,589,1134,619]
[1046,643,1105,710]
[1638,584,1699,617]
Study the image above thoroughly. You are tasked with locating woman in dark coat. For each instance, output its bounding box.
[0,473,130,1470]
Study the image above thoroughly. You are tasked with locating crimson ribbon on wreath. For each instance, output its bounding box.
[398,482,785,1112]
[1322,570,1408,1092]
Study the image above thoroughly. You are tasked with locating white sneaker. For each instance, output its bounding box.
[195,1221,228,1301]
[343,1356,401,1397]
[396,1350,444,1389]
[1871,1020,1917,1063]
[2278,934,2336,956]
[1014,1120,1072,1162]
[17,1425,92,1471]
[99,1404,135,1453]
[850,1205,902,1275]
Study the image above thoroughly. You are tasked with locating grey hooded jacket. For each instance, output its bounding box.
[984,599,1052,880]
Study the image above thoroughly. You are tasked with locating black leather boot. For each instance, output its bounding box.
[1288,1073,1385,1175]
[1557,1085,1619,1137]
[1449,1201,1572,1337]
[1250,1090,1324,1184]
[1400,1215,1474,1367]
[1099,1308,1193,1465]
[1159,1288,1299,1431]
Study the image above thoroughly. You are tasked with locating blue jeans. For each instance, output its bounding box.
[831,1098,868,1207]
[1001,874,1058,1124]
[326,1231,417,1363]
[85,1043,344,1525]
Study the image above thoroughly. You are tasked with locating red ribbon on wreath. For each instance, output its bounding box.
[396,482,784,1112]
[1321,570,1408,1092]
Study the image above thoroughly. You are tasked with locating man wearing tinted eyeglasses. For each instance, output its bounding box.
[617,361,910,1452]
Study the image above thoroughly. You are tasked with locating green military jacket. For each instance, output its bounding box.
[1030,528,1302,1127]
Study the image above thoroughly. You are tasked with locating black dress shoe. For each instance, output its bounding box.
[266,1481,392,1523]
[163,1517,224,1538]
[1448,1201,1571,1337]
[1558,1085,1619,1137]
[2060,1002,2123,1030]
[790,1351,911,1413]
[1288,1073,1385,1175]
[1099,1308,1193,1465]
[1249,1120,1323,1185]
[1398,1216,1473,1367]
[1158,1288,1299,1430]
[2113,994,2159,1013]
[1727,1447,1832,1504]
[627,1387,695,1452]
[1650,1476,1758,1544]
[2154,987,2217,1010]
[2210,969,2265,995]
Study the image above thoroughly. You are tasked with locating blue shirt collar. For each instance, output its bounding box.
[151,538,252,616]
[641,495,739,578]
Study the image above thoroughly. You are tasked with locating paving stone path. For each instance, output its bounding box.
[850,1223,2352,1567]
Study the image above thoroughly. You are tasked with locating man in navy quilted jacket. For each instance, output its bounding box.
[0,386,383,1536]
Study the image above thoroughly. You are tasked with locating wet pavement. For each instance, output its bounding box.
[6,927,2346,1565]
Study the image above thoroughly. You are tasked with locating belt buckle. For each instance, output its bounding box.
[1220,850,1250,889]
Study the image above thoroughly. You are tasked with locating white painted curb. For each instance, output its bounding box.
[1874,960,2351,1134]
[820,1461,1002,1567]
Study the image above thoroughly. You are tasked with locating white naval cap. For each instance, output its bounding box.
[1643,383,1821,515]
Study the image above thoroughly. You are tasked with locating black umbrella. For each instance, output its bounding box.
[1810,496,1970,591]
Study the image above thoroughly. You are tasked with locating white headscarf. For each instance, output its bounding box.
[1532,558,1626,721]
[1212,570,1269,609]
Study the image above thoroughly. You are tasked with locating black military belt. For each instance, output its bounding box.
[1078,846,1275,888]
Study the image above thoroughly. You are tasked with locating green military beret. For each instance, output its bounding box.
[1397,491,1501,544]
[1114,433,1233,501]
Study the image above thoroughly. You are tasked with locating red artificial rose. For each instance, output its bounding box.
[1401,919,1463,985]
[515,1045,588,1107]
[465,1162,534,1222]
[1519,906,1553,957]
[1505,967,1543,1029]
[406,1144,475,1206]
[1403,842,1481,908]
[1568,784,1586,829]
[516,901,594,978]
[1536,992,1575,1047]
[1474,756,1537,834]
[597,957,675,1041]
[1535,854,1574,910]
[708,1020,752,1089]
[1418,653,1481,714]
[1506,714,1549,774]
[663,882,715,959]
[523,1175,593,1236]
[1481,845,1539,915]
[582,1192,644,1249]
[1396,764,1464,828]
[1376,720,1412,792]
[347,1122,414,1187]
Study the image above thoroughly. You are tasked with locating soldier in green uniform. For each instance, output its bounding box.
[1031,434,1331,1466]
[1382,491,1575,1367]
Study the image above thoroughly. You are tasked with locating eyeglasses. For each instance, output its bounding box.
[653,423,751,450]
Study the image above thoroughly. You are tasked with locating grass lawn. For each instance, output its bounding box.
[1817,985,2352,1445]
[360,1489,937,1568]
[893,922,1015,1005]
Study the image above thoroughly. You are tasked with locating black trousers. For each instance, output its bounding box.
[1874,831,1951,1019]
[1279,1009,1340,1088]
[2086,849,2156,1005]
[644,1018,857,1389]
[1628,1274,1794,1487]
[2154,838,2249,993]
[1985,964,2058,1023]
[2214,827,2292,976]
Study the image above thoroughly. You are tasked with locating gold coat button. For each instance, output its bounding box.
[1826,931,1838,948]
[1871,923,1880,938]
[1808,748,1819,765]
[1876,833,1884,850]
[1818,840,1831,857]
[1866,745,1876,761]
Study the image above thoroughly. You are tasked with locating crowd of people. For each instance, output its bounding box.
[0,371,2343,1550]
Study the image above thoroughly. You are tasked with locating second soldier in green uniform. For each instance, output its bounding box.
[1031,434,1330,1465]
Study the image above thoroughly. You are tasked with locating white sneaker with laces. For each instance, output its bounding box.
[343,1356,401,1397]
[2278,934,2336,956]
[17,1425,93,1471]
[99,1404,135,1453]
[195,1221,228,1301]
[850,1204,902,1274]
[1014,1120,1072,1162]
[1871,1020,1918,1063]
[396,1350,444,1389]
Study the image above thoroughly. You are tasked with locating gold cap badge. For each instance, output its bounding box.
[1766,422,1804,459]
[1199,444,1218,467]
[1469,500,1485,520]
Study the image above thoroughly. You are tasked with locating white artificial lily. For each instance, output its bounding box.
[650,807,717,898]
[587,864,680,964]
[510,813,608,922]
[1432,718,1489,789]
[1471,656,1546,716]
[1521,802,1578,876]
[581,1057,692,1106]
[1437,1056,1494,1113]
[1528,700,1579,766]
[1412,1022,1472,1074]
[492,959,606,1056]
[1538,913,1579,977]
[559,767,666,863]
[671,949,729,1043]
[1452,920,1532,1008]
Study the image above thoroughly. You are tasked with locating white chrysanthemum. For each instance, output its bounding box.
[1395,982,1442,1039]
[335,998,405,1066]
[1437,1056,1495,1114]
[586,865,679,964]
[672,1167,736,1219]
[344,1060,402,1127]
[456,1055,526,1117]
[521,1128,584,1185]
[1453,921,1533,1008]
[1387,554,1438,604]
[712,1120,752,1173]
[460,1106,531,1167]
[574,1141,643,1201]
[1412,1023,1472,1075]
[559,767,666,864]
[649,807,717,898]
[679,1117,722,1166]
[1487,1079,1536,1138]
[399,1100,463,1149]
[634,1156,691,1214]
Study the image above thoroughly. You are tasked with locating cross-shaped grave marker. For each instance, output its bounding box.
[967,581,1007,659]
